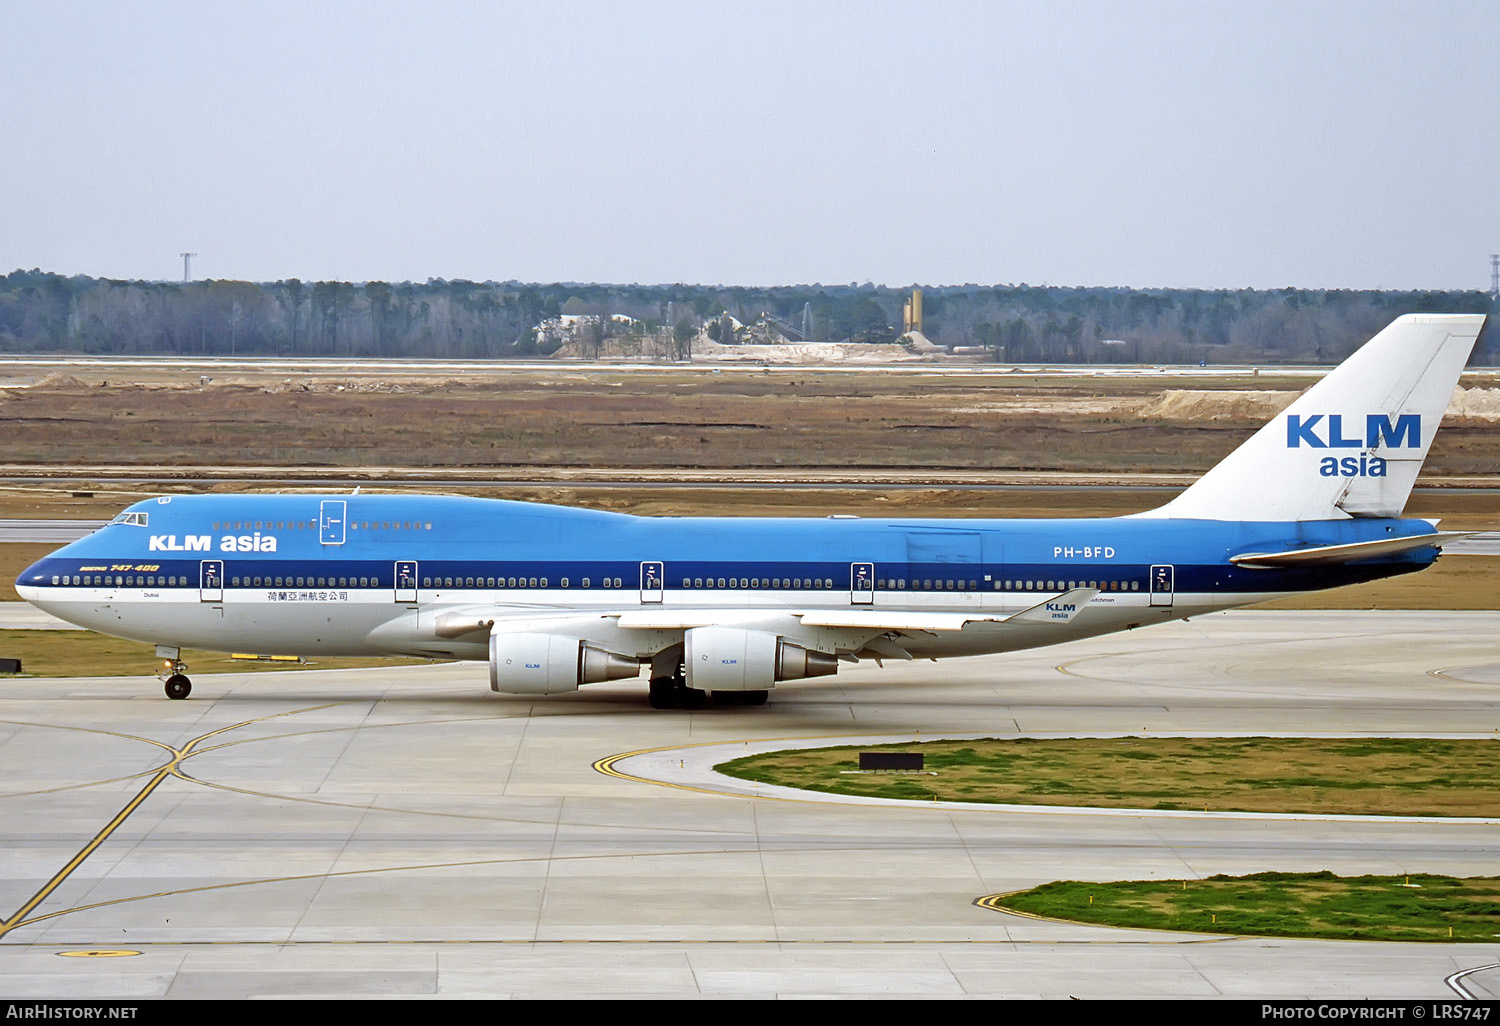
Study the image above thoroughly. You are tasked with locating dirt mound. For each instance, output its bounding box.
[1448,387,1500,421]
[1138,386,1500,423]
[1136,389,1299,421]
[691,340,923,364]
[30,372,89,390]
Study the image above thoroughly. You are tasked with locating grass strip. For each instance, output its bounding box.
[993,872,1500,942]
[715,737,1500,818]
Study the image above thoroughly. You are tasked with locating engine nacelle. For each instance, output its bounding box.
[489,631,640,695]
[683,626,839,692]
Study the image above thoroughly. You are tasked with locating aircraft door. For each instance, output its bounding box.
[199,560,224,603]
[850,562,875,605]
[319,500,347,546]
[640,561,664,603]
[1149,564,1175,607]
[395,560,418,603]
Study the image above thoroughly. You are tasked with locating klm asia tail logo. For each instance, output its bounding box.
[1285,414,1421,478]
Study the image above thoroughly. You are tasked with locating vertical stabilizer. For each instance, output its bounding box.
[1135,314,1485,521]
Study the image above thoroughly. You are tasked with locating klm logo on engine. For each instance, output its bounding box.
[1285,414,1421,450]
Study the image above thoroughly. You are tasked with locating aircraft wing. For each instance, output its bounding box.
[613,588,1100,633]
[796,587,1100,632]
[434,588,1101,643]
[1230,532,1473,568]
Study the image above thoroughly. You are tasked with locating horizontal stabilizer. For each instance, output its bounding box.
[1230,532,1472,568]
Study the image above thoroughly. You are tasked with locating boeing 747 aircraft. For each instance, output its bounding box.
[15,313,1488,706]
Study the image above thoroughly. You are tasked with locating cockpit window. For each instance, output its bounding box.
[109,511,149,527]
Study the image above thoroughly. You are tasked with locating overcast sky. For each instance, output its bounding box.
[4,1,1497,290]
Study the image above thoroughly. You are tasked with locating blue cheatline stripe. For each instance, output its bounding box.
[25,556,1423,596]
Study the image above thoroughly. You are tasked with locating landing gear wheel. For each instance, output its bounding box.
[164,674,192,700]
[743,690,769,706]
[647,673,706,710]
[648,677,675,709]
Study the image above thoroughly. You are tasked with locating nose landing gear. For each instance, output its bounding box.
[157,647,192,699]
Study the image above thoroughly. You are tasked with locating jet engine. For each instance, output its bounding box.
[489,631,640,695]
[683,626,839,692]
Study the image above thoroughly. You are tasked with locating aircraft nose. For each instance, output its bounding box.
[15,559,51,606]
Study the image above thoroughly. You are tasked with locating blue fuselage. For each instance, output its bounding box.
[17,493,1439,665]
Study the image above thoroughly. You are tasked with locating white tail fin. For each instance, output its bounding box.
[1136,314,1486,522]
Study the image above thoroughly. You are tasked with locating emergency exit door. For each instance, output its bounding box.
[395,560,418,603]
[319,500,347,545]
[199,560,223,602]
[640,561,664,603]
[850,562,875,604]
[1149,564,1175,607]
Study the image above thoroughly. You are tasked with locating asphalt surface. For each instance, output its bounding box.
[0,610,1497,999]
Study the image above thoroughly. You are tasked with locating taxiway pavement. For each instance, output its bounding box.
[1,610,1498,999]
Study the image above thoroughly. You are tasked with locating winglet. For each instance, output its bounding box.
[1230,531,1473,568]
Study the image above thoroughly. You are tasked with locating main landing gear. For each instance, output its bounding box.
[647,674,768,709]
[648,674,701,709]
[158,651,192,700]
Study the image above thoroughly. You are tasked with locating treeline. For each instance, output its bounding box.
[1,269,1495,363]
